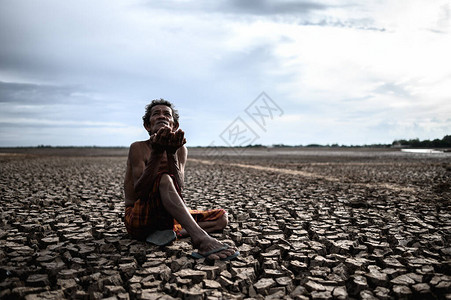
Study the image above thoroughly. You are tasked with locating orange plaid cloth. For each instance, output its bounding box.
[124,172,226,241]
[173,209,226,236]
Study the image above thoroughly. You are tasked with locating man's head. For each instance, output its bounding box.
[143,99,180,135]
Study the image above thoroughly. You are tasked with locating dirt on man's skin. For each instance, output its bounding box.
[0,147,450,299]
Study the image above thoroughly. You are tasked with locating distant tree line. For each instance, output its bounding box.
[392,135,451,148]
[271,143,390,148]
[270,135,451,148]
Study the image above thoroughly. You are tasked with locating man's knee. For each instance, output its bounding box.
[159,173,175,191]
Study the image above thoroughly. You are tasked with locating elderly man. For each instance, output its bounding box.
[124,99,238,260]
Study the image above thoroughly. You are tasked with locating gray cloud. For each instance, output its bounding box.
[0,81,125,130]
[373,82,411,98]
[222,0,327,15]
[140,0,383,32]
[0,81,83,104]
[299,18,385,31]
[142,0,328,16]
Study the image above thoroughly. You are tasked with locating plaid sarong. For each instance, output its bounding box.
[173,209,226,236]
[124,172,226,240]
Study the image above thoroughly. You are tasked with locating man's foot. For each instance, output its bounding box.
[192,236,239,260]
[191,244,239,261]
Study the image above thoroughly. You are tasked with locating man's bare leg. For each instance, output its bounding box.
[159,174,237,260]
[177,214,228,238]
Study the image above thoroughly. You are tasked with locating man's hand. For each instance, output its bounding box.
[150,126,186,154]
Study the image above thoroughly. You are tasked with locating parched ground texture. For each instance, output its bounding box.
[0,147,450,300]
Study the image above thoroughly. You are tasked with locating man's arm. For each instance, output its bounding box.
[154,127,186,189]
[167,145,187,189]
[129,142,164,200]
[130,127,186,198]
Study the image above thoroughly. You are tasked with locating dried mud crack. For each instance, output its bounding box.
[0,149,450,299]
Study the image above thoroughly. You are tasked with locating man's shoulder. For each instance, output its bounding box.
[128,140,150,157]
[130,140,148,149]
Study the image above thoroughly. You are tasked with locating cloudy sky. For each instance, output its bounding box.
[1,0,450,147]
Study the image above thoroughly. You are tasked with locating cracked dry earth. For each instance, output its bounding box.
[0,148,450,300]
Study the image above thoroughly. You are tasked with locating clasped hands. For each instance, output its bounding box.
[150,126,186,154]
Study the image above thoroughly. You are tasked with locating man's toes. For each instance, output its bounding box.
[219,249,234,259]
[207,249,232,260]
[219,251,230,259]
[208,253,221,260]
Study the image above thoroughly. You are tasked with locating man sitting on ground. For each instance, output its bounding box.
[123,99,238,260]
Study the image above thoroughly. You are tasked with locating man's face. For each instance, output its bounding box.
[146,105,175,134]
